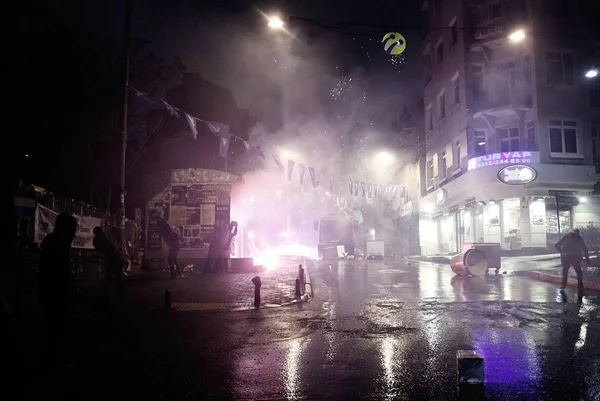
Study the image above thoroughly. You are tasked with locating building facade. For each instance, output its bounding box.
[418,0,599,255]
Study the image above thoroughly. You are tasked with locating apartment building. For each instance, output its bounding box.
[418,0,599,255]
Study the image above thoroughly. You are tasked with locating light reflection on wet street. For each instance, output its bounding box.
[231,259,600,400]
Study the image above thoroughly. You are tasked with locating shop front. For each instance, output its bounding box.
[418,152,597,255]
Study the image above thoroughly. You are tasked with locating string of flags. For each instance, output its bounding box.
[129,86,402,200]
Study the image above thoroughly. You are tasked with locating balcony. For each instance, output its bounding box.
[471,87,533,118]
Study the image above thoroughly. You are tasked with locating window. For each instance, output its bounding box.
[471,64,484,100]
[427,160,434,187]
[593,129,600,172]
[438,92,446,119]
[527,121,536,150]
[455,140,461,168]
[546,52,573,85]
[497,127,519,152]
[437,41,444,64]
[453,76,460,105]
[490,3,502,18]
[549,120,579,156]
[451,22,458,46]
[474,131,486,156]
[426,105,433,131]
[441,152,447,177]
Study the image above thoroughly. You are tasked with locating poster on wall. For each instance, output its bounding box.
[171,185,188,206]
[215,204,231,227]
[160,183,231,251]
[147,207,162,250]
[170,206,187,228]
[187,184,202,207]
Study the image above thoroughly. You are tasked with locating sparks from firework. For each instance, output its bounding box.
[330,76,353,101]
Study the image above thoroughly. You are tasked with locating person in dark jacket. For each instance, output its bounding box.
[93,226,124,288]
[555,228,589,291]
[37,212,78,367]
[158,217,182,278]
[204,220,224,274]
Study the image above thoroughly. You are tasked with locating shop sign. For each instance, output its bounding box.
[497,165,537,185]
[435,188,448,205]
[468,151,534,171]
[556,194,579,207]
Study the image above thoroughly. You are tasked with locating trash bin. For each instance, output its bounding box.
[462,242,501,273]
[450,249,488,277]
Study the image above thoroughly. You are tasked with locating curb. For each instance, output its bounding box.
[528,271,600,291]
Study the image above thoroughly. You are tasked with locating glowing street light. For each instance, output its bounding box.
[585,69,598,79]
[375,151,395,165]
[508,29,526,43]
[267,15,285,30]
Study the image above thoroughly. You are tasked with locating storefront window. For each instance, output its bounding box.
[439,214,458,254]
[502,198,521,250]
[462,210,473,244]
[529,200,546,226]
[546,210,571,234]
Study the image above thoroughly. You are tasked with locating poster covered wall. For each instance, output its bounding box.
[146,183,231,252]
[34,204,103,249]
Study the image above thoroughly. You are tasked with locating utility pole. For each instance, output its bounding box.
[119,0,132,256]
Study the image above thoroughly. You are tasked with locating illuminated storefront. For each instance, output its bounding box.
[418,152,598,255]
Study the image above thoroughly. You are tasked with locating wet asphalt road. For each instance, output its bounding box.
[224,260,600,400]
[15,259,600,401]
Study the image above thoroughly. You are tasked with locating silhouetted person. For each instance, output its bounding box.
[204,220,225,274]
[158,217,182,278]
[217,221,238,273]
[555,228,589,293]
[37,212,77,367]
[93,226,124,290]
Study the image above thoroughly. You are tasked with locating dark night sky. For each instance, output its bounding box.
[11,0,426,203]
[59,0,426,110]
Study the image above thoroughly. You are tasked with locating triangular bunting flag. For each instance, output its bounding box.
[161,100,179,118]
[353,180,359,197]
[220,135,230,158]
[299,164,305,184]
[361,182,366,197]
[272,153,285,173]
[309,167,319,187]
[185,113,198,139]
[287,160,295,181]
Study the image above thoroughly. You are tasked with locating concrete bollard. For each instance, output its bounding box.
[164,289,171,311]
[299,267,305,292]
[295,278,301,297]
[251,276,261,307]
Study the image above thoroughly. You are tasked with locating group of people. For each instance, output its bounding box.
[153,212,238,277]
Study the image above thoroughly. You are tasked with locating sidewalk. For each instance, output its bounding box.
[118,257,313,312]
[407,254,600,292]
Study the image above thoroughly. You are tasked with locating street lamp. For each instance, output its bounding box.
[267,15,285,30]
[585,69,598,79]
[376,151,395,165]
[508,29,526,43]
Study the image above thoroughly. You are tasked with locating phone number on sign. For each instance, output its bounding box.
[470,158,532,170]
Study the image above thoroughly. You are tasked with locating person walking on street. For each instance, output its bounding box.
[555,228,589,292]
[158,216,182,278]
[37,212,78,368]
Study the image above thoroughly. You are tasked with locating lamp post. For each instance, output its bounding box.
[118,0,132,256]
